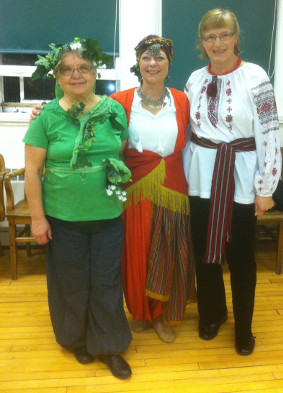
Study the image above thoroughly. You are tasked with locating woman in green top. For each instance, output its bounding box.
[23,38,132,379]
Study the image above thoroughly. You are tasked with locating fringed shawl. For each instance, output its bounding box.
[124,149,189,214]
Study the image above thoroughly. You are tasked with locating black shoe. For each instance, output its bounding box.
[235,335,255,356]
[74,347,94,364]
[199,313,228,340]
[99,354,132,379]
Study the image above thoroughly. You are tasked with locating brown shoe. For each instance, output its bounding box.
[152,316,176,343]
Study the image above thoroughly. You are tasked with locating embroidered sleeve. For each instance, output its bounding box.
[248,67,281,196]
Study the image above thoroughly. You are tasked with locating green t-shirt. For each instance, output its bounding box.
[23,96,129,221]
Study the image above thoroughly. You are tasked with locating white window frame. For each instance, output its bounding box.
[0,58,121,120]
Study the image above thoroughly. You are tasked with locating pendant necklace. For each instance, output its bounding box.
[137,86,170,109]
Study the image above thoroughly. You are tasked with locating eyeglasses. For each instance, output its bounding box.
[203,32,235,44]
[59,65,94,76]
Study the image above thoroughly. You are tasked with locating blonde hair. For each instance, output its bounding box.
[197,9,241,60]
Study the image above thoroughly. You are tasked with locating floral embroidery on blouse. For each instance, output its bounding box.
[207,77,221,128]
[194,79,208,128]
[251,80,278,135]
[194,77,235,132]
[252,80,280,186]
[208,96,218,128]
[225,80,233,131]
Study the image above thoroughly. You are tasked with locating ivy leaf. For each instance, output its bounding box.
[35,55,50,68]
[109,113,125,131]
[84,39,113,67]
[31,65,49,81]
[103,158,131,185]
[101,52,114,67]
[73,152,92,169]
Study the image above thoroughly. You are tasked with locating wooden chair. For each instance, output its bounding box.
[0,154,8,256]
[256,148,283,275]
[4,167,35,280]
[257,211,283,274]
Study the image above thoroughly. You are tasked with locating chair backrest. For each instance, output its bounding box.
[4,167,27,212]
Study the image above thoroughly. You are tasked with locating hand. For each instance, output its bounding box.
[31,216,52,245]
[254,195,275,217]
[29,102,46,124]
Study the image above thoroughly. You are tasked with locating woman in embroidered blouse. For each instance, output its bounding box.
[111,35,196,343]
[183,9,281,355]
[23,38,132,379]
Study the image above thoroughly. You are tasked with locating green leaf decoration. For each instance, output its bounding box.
[31,37,113,81]
[84,121,96,144]
[66,103,86,128]
[31,65,49,81]
[103,158,131,186]
[65,100,126,171]
[73,150,92,169]
[109,113,125,131]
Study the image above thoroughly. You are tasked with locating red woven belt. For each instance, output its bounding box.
[191,133,256,264]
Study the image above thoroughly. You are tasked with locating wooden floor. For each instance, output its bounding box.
[0,241,283,393]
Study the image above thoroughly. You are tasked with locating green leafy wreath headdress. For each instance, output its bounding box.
[31,37,113,81]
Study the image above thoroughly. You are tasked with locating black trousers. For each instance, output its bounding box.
[45,215,132,356]
[189,196,257,340]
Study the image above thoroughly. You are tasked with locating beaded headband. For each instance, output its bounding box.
[130,35,173,82]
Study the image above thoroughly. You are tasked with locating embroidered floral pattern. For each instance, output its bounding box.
[208,97,218,128]
[206,77,220,128]
[193,76,235,130]
[252,81,279,135]
[225,80,233,131]
[194,79,210,127]
[272,168,278,176]
[226,115,233,123]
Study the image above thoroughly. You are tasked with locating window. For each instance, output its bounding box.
[0,54,120,113]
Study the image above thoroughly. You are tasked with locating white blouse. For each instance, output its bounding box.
[128,89,178,157]
[183,62,281,204]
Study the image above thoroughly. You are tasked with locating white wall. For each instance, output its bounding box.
[118,0,162,90]
[0,114,27,169]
